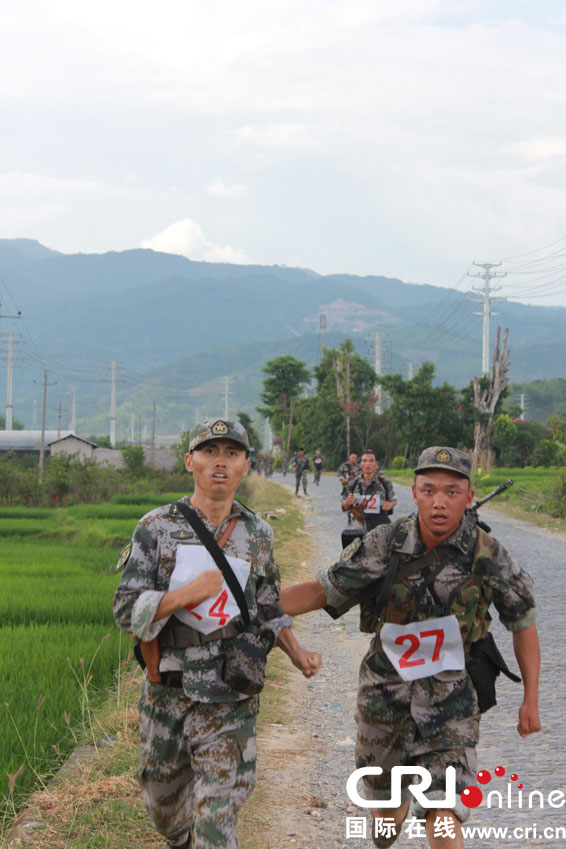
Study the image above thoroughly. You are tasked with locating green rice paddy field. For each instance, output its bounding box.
[0,493,186,813]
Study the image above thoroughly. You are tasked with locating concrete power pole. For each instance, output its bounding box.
[224,376,230,419]
[36,371,56,483]
[5,332,14,430]
[468,262,507,375]
[110,361,117,447]
[151,398,156,466]
[71,384,76,433]
[317,314,327,355]
[374,332,383,415]
[520,393,527,421]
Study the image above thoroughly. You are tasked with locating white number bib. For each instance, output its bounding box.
[380,614,465,681]
[355,494,380,514]
[168,545,251,635]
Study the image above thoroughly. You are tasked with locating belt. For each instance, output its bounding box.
[159,619,240,649]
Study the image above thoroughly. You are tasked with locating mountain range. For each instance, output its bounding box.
[0,238,564,439]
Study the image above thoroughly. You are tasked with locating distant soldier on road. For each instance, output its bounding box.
[342,449,397,532]
[293,448,310,496]
[312,448,325,486]
[338,452,361,522]
[280,452,288,477]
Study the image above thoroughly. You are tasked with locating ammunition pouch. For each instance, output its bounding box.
[466,632,521,713]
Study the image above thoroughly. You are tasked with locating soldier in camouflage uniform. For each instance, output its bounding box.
[342,449,397,531]
[281,446,540,848]
[338,452,361,508]
[113,419,321,849]
[292,448,310,496]
[312,448,325,486]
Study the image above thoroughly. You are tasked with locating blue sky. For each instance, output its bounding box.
[2,0,566,304]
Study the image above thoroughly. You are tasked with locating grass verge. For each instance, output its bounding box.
[2,476,312,849]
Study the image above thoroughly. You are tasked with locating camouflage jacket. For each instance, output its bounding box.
[316,513,536,734]
[346,472,395,502]
[293,455,310,474]
[113,497,291,703]
[338,460,361,482]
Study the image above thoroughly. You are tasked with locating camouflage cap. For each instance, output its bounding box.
[414,446,472,480]
[188,419,250,453]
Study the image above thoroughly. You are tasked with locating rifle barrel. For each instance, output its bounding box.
[472,478,514,510]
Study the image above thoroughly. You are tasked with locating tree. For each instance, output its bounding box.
[378,362,466,463]
[258,355,310,452]
[236,411,261,451]
[493,414,517,463]
[471,326,510,470]
[121,445,146,478]
[291,342,379,467]
[0,414,24,430]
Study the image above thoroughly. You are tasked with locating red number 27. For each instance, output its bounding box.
[395,628,445,668]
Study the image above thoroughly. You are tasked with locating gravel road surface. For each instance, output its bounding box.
[266,470,566,849]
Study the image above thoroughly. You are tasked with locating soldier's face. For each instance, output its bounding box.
[185,440,250,499]
[349,453,358,465]
[412,470,474,546]
[360,454,377,476]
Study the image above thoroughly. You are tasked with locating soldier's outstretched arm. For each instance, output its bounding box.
[280,580,327,616]
[512,622,541,737]
[276,626,322,677]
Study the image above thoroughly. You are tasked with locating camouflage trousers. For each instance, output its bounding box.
[138,679,258,848]
[294,471,307,493]
[356,652,480,823]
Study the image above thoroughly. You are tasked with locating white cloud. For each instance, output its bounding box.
[206,179,249,198]
[502,138,566,161]
[235,123,317,148]
[140,219,250,264]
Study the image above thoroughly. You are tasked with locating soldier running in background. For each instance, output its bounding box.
[342,449,397,532]
[293,448,310,496]
[338,452,361,523]
[312,448,324,486]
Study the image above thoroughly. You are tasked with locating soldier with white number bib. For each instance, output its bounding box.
[342,449,397,531]
[113,419,321,849]
[281,446,540,849]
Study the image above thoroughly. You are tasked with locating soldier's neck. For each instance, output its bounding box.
[190,492,234,529]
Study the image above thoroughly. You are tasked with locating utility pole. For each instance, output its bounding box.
[345,352,351,457]
[110,361,117,448]
[57,401,62,439]
[138,415,142,446]
[374,332,383,415]
[5,332,14,430]
[1,297,22,428]
[70,384,76,432]
[151,398,156,466]
[224,376,229,419]
[35,371,56,483]
[468,262,507,375]
[520,393,527,421]
[317,313,327,355]
[407,361,414,380]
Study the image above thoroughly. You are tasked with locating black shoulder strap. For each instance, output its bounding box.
[174,501,250,627]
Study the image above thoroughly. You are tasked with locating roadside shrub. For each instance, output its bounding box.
[546,472,566,518]
[392,456,406,469]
